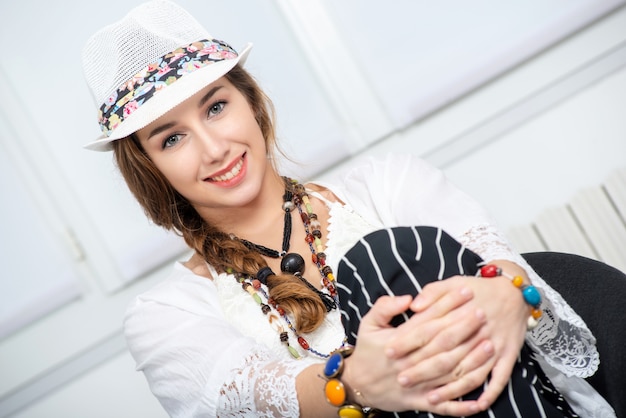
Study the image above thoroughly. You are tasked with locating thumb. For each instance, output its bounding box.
[360,295,412,330]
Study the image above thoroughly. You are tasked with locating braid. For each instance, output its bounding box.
[181,222,327,334]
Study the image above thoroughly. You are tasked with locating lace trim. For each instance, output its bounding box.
[458,224,599,378]
[324,200,382,274]
[217,348,305,417]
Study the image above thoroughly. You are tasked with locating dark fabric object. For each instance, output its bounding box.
[337,226,577,417]
[523,252,626,418]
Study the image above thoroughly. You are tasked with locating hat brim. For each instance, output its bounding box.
[84,42,253,152]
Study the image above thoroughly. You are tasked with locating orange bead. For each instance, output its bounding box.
[512,276,524,288]
[324,379,346,407]
[531,308,542,319]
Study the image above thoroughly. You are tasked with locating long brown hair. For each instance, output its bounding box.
[112,66,326,333]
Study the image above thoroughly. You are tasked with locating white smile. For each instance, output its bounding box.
[208,158,244,182]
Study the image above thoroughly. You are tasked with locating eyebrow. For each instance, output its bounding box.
[145,85,225,140]
[198,85,224,108]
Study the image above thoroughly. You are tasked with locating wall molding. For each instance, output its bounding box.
[423,40,626,169]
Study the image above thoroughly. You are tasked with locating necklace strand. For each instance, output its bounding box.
[228,178,342,359]
[239,186,293,258]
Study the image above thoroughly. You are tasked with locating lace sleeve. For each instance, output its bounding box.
[124,264,315,418]
[458,224,600,378]
[217,346,305,417]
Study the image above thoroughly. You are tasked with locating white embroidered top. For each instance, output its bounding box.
[124,154,613,417]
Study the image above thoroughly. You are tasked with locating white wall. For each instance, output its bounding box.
[1,1,625,417]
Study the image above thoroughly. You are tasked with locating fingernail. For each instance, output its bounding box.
[398,375,409,386]
[428,392,440,403]
[460,286,472,297]
[482,341,494,354]
[469,403,479,412]
[475,308,485,320]
[411,298,424,311]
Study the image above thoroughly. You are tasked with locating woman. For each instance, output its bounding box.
[82,1,613,416]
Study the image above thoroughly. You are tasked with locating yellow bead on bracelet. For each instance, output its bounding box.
[338,404,368,418]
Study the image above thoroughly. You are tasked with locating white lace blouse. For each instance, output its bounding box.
[124,153,613,417]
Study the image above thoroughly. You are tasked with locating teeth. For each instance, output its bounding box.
[209,159,243,182]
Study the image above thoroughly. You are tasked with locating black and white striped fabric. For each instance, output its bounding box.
[337,226,577,418]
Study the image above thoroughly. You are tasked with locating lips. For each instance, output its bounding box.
[205,154,245,183]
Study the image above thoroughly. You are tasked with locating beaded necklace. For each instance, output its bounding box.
[239,187,293,258]
[229,177,342,359]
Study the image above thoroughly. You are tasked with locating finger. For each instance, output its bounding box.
[396,332,492,386]
[411,284,474,320]
[450,339,494,382]
[410,276,470,313]
[403,368,490,417]
[426,398,484,417]
[475,352,518,410]
[423,341,497,401]
[359,295,413,331]
[415,307,485,358]
[387,304,486,360]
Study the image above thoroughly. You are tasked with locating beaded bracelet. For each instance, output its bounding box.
[477,264,543,330]
[323,347,376,418]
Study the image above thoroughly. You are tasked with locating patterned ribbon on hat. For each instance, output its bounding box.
[98,39,238,137]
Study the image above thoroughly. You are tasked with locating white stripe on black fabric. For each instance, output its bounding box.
[360,235,398,298]
[410,226,423,261]
[433,227,446,280]
[507,378,522,418]
[390,228,422,292]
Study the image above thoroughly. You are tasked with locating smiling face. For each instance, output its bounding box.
[135,76,276,221]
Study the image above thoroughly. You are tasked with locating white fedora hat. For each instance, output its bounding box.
[82,0,252,151]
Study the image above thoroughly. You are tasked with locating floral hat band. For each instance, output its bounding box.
[98,39,238,137]
[83,0,252,151]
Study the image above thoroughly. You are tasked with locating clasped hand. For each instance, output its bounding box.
[344,274,529,416]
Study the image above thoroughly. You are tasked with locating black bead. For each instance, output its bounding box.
[281,253,305,275]
[256,267,275,285]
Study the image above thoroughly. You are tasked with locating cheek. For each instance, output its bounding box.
[244,117,266,147]
[153,153,199,188]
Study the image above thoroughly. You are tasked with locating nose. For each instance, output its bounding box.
[194,124,229,164]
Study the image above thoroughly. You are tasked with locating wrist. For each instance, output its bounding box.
[477,263,542,329]
[340,357,369,407]
[323,347,377,417]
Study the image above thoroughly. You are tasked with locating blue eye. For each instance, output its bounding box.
[208,101,226,117]
[162,134,182,149]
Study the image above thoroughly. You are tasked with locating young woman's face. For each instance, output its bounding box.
[136,77,271,216]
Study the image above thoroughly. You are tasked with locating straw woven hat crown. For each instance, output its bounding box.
[82,0,252,151]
